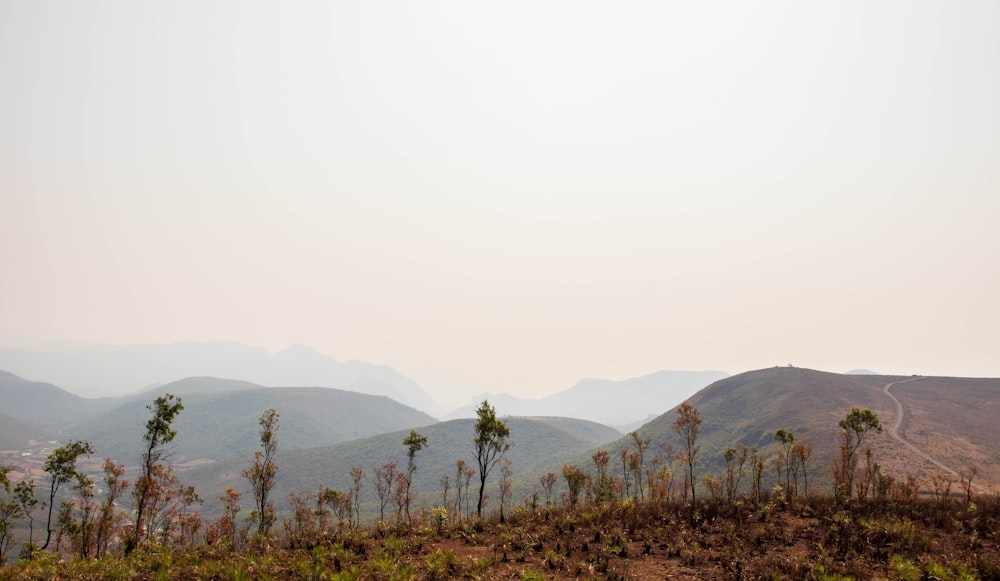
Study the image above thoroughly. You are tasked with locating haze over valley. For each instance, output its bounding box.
[3,359,998,518]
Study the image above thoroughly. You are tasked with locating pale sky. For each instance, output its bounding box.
[1,1,998,407]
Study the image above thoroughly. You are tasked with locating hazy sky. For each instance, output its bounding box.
[2,1,998,407]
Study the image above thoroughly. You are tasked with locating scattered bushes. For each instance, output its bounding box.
[0,493,995,579]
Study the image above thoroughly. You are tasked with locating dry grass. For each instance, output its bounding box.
[4,494,999,580]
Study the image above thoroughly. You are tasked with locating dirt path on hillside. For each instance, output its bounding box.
[883,377,985,492]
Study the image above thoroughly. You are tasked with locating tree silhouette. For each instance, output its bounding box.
[373,461,399,522]
[473,400,510,517]
[836,407,882,502]
[244,408,279,538]
[0,466,24,564]
[774,429,796,498]
[722,445,749,502]
[350,467,365,528]
[127,393,183,555]
[40,440,93,551]
[402,430,428,521]
[94,460,128,558]
[12,479,38,552]
[629,431,651,500]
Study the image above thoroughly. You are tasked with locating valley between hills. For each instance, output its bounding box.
[2,360,997,519]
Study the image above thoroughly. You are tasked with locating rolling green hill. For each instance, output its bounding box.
[68,384,438,465]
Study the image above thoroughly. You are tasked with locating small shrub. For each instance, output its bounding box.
[544,549,565,570]
[431,506,448,534]
[891,554,921,581]
[425,548,457,580]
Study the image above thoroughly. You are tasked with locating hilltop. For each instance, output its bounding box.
[595,367,1000,495]
[69,379,439,464]
[0,370,118,428]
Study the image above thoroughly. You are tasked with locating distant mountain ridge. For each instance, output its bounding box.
[0,370,118,427]
[444,370,729,427]
[0,342,441,416]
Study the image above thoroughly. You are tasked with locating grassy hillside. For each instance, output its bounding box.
[186,416,622,517]
[883,375,1000,487]
[68,386,438,465]
[4,496,998,580]
[586,367,1000,496]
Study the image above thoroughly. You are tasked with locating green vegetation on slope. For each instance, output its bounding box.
[186,416,622,518]
[69,387,438,464]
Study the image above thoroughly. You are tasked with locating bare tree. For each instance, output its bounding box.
[498,457,513,520]
[439,474,450,513]
[672,402,702,501]
[454,460,467,520]
[373,461,399,522]
[792,442,813,497]
[350,467,365,528]
[959,466,978,505]
[539,472,557,507]
[630,431,651,500]
[723,445,749,502]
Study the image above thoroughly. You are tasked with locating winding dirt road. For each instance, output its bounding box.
[882,377,985,491]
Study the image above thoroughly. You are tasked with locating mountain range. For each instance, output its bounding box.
[0,341,730,427]
[0,342,441,415]
[444,370,728,428]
